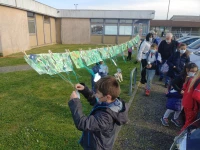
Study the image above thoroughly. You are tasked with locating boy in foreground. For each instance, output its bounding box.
[68,76,128,150]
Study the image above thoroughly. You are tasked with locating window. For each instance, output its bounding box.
[91,19,104,23]
[27,12,36,34]
[133,20,148,36]
[105,19,118,35]
[120,20,132,24]
[105,25,117,35]
[27,12,34,17]
[119,26,132,35]
[44,16,50,23]
[91,19,104,35]
[28,19,36,34]
[105,19,118,23]
[91,25,103,35]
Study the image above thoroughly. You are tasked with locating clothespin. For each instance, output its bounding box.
[22,50,28,58]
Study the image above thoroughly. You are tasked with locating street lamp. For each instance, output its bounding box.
[166,0,171,20]
[74,4,78,10]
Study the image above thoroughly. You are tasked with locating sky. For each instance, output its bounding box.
[36,0,200,20]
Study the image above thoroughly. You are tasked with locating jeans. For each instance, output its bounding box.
[146,69,155,90]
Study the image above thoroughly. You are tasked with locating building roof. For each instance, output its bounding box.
[150,20,200,27]
[58,9,155,19]
[0,0,155,19]
[170,15,200,22]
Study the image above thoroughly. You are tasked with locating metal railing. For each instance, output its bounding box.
[129,67,137,96]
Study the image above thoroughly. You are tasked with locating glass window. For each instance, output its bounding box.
[27,12,34,17]
[133,20,148,36]
[105,25,117,35]
[91,24,103,35]
[120,20,132,24]
[44,16,50,23]
[28,19,36,34]
[119,26,132,35]
[105,19,118,24]
[91,19,104,23]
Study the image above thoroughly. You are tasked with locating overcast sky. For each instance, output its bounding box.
[36,0,200,19]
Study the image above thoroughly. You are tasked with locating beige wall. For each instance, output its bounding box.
[103,36,116,44]
[44,23,51,44]
[118,36,131,44]
[0,6,29,56]
[29,35,37,47]
[55,19,61,44]
[91,35,102,44]
[50,18,56,43]
[61,18,90,44]
[35,14,45,46]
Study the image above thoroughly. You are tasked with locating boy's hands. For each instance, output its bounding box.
[146,64,152,68]
[75,84,84,91]
[70,91,78,100]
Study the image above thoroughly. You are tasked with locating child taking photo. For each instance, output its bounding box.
[68,76,128,150]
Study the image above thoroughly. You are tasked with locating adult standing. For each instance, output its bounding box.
[158,33,179,87]
[137,33,153,84]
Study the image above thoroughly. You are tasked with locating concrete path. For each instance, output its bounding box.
[114,76,181,150]
[0,65,32,73]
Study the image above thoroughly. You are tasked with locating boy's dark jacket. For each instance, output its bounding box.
[68,84,128,150]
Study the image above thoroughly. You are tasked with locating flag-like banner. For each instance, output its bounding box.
[24,35,140,76]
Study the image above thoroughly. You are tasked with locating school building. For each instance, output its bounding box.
[0,0,155,56]
[150,16,200,38]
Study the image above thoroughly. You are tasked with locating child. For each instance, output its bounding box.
[181,69,200,132]
[127,46,132,61]
[68,76,128,150]
[161,63,198,127]
[145,43,161,96]
[166,43,190,88]
[91,61,108,92]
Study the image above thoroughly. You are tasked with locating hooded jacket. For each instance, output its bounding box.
[167,51,190,78]
[68,84,128,150]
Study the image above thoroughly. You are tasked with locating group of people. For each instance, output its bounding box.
[65,32,200,150]
[137,31,200,133]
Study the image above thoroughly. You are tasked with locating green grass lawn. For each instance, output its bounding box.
[0,44,140,149]
[0,44,105,67]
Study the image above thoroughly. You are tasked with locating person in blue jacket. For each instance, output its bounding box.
[167,43,190,88]
[68,76,128,150]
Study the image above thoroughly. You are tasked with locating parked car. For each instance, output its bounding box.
[190,50,200,68]
[187,39,200,52]
[177,36,191,42]
[178,36,200,45]
[170,118,200,150]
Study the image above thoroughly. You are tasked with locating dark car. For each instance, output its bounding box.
[170,118,200,150]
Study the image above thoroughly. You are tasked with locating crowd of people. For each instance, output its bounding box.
[137,31,200,133]
[66,31,200,150]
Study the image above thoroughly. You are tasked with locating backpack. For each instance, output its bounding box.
[146,51,159,65]
[138,39,144,52]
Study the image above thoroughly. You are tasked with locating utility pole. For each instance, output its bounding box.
[74,4,78,10]
[166,0,171,20]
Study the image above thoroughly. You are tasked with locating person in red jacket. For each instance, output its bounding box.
[181,69,200,132]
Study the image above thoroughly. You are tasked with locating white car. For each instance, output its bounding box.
[187,39,200,53]
[177,36,191,42]
[179,36,200,45]
[190,50,200,68]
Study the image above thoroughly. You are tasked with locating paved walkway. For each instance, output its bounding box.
[0,65,32,73]
[114,77,180,150]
